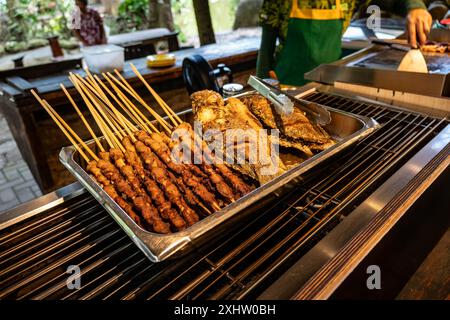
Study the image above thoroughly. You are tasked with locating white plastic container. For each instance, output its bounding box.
[81,44,124,74]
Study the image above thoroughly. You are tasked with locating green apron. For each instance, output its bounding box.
[275,0,344,86]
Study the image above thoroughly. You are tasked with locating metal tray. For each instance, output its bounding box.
[59,91,379,262]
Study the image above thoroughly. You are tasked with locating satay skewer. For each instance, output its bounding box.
[102,73,155,133]
[60,84,105,153]
[108,70,174,131]
[128,64,183,125]
[69,74,115,150]
[105,72,171,134]
[71,74,126,152]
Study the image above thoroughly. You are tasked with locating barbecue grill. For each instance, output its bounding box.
[1,76,448,299]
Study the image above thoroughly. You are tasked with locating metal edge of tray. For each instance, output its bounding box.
[59,95,380,262]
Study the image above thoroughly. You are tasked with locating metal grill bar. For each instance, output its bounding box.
[0,91,447,300]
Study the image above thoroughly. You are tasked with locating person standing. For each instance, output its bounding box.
[72,0,107,47]
[256,0,432,86]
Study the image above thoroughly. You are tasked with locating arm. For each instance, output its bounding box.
[256,23,278,78]
[99,23,107,44]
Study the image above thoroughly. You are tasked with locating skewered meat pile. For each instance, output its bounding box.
[32,71,255,235]
[84,130,253,233]
[33,65,335,235]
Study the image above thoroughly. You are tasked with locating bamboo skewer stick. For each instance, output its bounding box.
[127,64,179,120]
[109,71,168,125]
[74,73,110,105]
[44,100,98,161]
[102,73,155,133]
[113,69,178,128]
[75,78,126,152]
[69,74,115,149]
[31,90,92,163]
[105,72,168,133]
[81,74,139,140]
[60,84,105,153]
[106,71,173,133]
[129,63,183,125]
[94,75,142,132]
[73,73,129,139]
[112,69,179,127]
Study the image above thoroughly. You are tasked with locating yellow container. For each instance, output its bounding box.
[146,54,176,68]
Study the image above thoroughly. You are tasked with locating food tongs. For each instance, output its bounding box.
[247,76,332,126]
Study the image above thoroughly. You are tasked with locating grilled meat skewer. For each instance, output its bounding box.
[122,137,187,230]
[134,140,200,226]
[156,129,238,201]
[86,160,144,228]
[96,156,170,234]
[175,122,254,197]
[136,130,222,211]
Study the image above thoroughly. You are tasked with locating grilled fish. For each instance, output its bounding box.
[240,95,335,155]
[192,90,286,184]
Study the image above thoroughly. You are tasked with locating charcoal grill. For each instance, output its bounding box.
[1,84,448,300]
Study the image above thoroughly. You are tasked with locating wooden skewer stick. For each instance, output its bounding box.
[94,75,141,132]
[74,74,110,105]
[105,72,167,132]
[102,73,157,133]
[110,70,172,128]
[72,75,121,138]
[60,84,105,153]
[42,100,99,161]
[88,77,137,140]
[72,75,123,139]
[127,64,180,122]
[75,77,126,152]
[101,73,150,130]
[113,69,179,127]
[69,74,115,149]
[74,74,133,138]
[113,69,178,128]
[107,71,173,133]
[129,63,183,125]
[89,73,144,134]
[31,90,92,163]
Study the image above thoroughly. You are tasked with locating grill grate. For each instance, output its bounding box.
[0,91,447,300]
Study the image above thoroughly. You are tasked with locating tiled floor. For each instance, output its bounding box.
[0,114,42,213]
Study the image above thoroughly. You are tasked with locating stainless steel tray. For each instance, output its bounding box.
[59,91,379,262]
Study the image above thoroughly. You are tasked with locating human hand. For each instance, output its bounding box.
[407,9,432,48]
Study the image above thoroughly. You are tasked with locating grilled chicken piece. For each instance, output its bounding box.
[240,95,335,154]
[192,90,285,185]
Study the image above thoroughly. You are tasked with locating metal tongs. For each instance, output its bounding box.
[247,76,332,126]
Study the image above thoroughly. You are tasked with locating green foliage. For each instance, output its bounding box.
[115,0,149,33]
[1,0,76,54]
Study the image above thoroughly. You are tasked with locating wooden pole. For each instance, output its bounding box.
[192,0,216,45]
